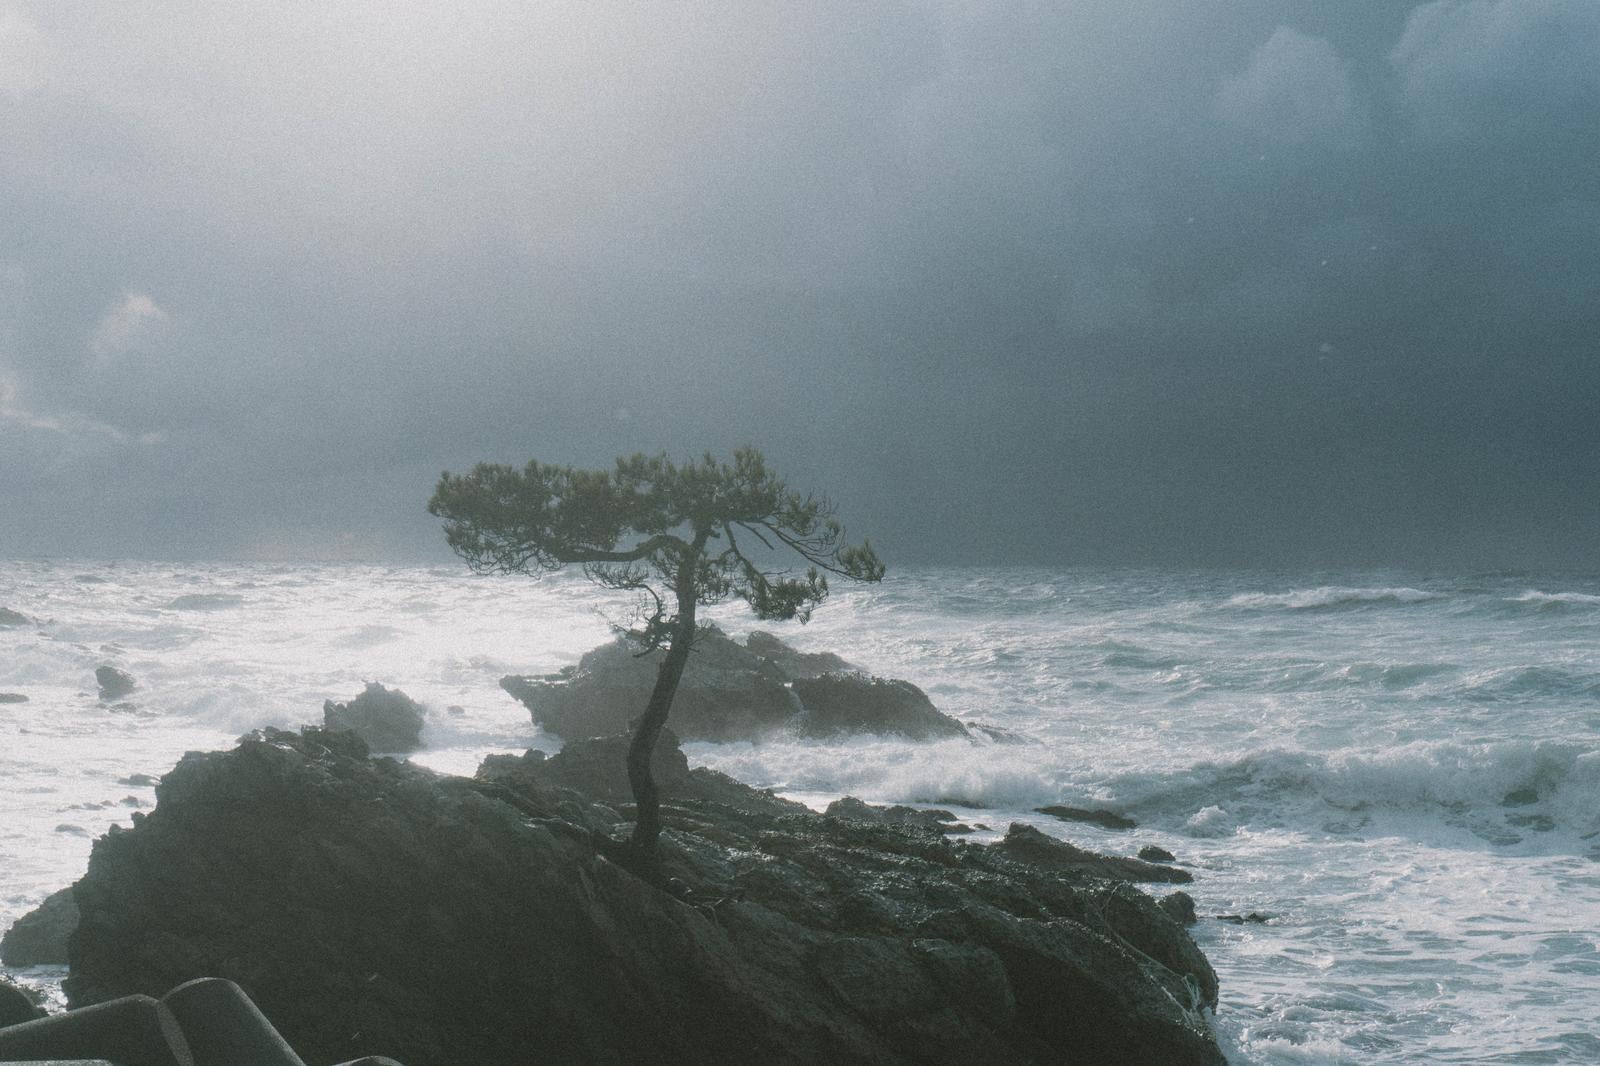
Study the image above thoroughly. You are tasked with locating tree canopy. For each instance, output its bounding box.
[429,446,883,850]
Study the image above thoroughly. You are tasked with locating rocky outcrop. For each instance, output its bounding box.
[991,824,1193,885]
[62,727,1225,1066]
[502,627,973,743]
[823,796,974,834]
[1,886,79,966]
[1036,805,1137,830]
[791,675,967,740]
[322,682,425,752]
[95,666,136,701]
[0,607,29,627]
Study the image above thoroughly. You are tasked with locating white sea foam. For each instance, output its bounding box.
[1225,587,1440,610]
[4,561,1599,1065]
[1513,589,1600,607]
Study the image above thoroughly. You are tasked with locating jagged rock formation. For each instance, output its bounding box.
[502,627,971,743]
[322,681,426,752]
[1036,805,1138,830]
[60,727,1224,1066]
[0,886,78,966]
[95,666,136,701]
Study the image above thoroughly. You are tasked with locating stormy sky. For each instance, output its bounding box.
[1,1,1597,566]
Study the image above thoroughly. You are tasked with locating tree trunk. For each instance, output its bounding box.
[626,616,694,851]
[627,530,707,853]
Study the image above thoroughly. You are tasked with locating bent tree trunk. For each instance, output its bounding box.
[626,618,695,851]
[627,529,707,853]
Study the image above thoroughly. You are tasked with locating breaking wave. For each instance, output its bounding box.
[1224,587,1440,611]
[1103,740,1600,841]
[1511,590,1600,609]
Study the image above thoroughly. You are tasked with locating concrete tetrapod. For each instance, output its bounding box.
[0,978,404,1066]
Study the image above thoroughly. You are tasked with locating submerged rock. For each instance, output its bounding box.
[61,727,1225,1066]
[1139,845,1177,863]
[0,693,28,704]
[1036,805,1138,830]
[95,666,136,701]
[322,681,426,752]
[1,886,79,966]
[502,627,971,743]
[0,607,29,627]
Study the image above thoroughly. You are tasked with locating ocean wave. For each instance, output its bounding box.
[1460,665,1600,703]
[1104,740,1600,841]
[1224,587,1440,611]
[1331,661,1459,690]
[1511,590,1600,608]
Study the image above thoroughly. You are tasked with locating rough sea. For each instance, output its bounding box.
[2,560,1598,1064]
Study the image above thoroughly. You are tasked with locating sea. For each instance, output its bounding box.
[2,560,1598,1064]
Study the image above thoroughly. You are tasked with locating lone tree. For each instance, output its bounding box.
[428,447,883,852]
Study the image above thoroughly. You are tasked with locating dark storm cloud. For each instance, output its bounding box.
[1,1,1596,564]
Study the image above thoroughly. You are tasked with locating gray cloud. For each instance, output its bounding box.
[1,1,1597,566]
[1216,27,1365,147]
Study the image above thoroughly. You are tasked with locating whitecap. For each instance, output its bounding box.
[1225,587,1440,611]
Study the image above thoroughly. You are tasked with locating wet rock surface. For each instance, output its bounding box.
[0,886,79,966]
[790,675,967,740]
[0,607,29,627]
[1036,805,1138,830]
[60,726,1225,1066]
[94,666,136,701]
[322,681,426,752]
[501,627,974,743]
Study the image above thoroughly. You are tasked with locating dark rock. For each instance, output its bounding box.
[118,774,159,787]
[477,730,806,822]
[1138,846,1177,863]
[445,705,465,717]
[0,977,46,1027]
[1035,805,1137,830]
[790,675,968,740]
[0,607,29,627]
[991,824,1192,884]
[743,630,856,678]
[1,886,80,966]
[1157,891,1198,927]
[322,682,426,752]
[501,627,971,743]
[62,727,1225,1066]
[95,666,135,701]
[824,797,970,834]
[0,692,28,703]
[1215,912,1272,924]
[1083,884,1218,1009]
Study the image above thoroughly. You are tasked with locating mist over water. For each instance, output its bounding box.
[2,560,1598,1062]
